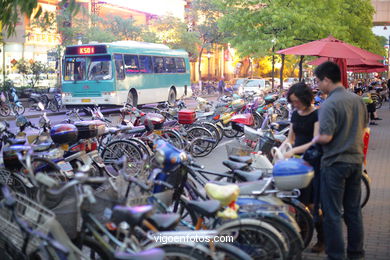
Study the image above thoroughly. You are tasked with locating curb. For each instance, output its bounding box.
[1,94,218,121]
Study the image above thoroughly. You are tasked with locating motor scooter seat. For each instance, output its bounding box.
[114,248,165,260]
[228,155,253,164]
[234,169,263,182]
[147,213,180,231]
[204,182,240,206]
[222,160,248,171]
[111,205,154,226]
[186,200,221,217]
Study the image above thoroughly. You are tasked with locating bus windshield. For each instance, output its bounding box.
[63,55,112,81]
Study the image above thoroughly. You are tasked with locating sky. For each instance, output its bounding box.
[105,0,186,19]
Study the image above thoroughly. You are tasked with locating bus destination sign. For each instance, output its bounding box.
[78,47,95,55]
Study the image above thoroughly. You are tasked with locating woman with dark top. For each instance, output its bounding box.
[283,82,324,253]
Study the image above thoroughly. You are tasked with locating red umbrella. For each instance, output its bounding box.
[348,66,387,73]
[277,35,384,60]
[308,57,384,67]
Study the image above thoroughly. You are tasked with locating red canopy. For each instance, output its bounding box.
[308,57,384,67]
[277,36,384,61]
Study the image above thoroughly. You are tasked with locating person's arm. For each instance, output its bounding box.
[312,104,336,145]
[281,123,295,148]
[285,122,319,158]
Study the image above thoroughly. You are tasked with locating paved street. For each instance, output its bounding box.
[197,105,390,260]
[1,98,389,259]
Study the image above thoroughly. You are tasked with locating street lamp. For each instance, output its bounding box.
[207,51,212,80]
[384,26,390,78]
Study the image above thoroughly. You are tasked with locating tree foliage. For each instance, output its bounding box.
[0,0,78,38]
[216,0,385,57]
[15,59,48,88]
[147,16,200,57]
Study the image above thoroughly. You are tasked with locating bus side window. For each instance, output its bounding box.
[153,57,164,73]
[139,55,152,73]
[114,54,125,80]
[124,55,139,74]
[175,58,186,73]
[164,57,176,73]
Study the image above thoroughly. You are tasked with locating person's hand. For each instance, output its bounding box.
[283,150,294,159]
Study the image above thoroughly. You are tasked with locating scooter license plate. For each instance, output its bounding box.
[58,161,73,172]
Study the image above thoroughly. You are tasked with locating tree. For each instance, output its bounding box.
[217,0,385,87]
[190,0,229,83]
[15,59,48,88]
[147,16,200,57]
[107,15,143,41]
[1,0,78,38]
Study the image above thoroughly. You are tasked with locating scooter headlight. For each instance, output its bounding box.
[155,149,166,166]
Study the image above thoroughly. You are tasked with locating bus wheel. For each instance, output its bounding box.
[127,90,138,107]
[168,88,176,105]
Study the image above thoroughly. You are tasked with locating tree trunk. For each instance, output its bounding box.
[271,46,275,89]
[298,55,304,82]
[198,46,204,90]
[280,54,285,90]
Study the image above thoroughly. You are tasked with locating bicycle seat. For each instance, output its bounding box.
[32,142,52,152]
[147,213,180,231]
[114,248,165,260]
[234,169,263,182]
[204,183,240,206]
[228,155,253,164]
[186,200,221,217]
[222,160,248,171]
[9,138,25,145]
[125,125,146,135]
[111,205,154,226]
[238,178,273,196]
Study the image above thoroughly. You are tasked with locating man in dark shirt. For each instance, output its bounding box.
[312,61,368,260]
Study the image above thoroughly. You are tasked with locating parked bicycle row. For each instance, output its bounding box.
[0,89,371,259]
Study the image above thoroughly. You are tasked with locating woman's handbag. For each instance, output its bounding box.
[302,143,323,167]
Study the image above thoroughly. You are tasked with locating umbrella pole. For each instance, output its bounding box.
[280,54,285,90]
[299,55,304,82]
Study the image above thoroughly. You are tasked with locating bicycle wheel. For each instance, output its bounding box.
[253,113,264,130]
[101,139,144,178]
[281,198,314,248]
[361,170,370,208]
[0,104,11,117]
[189,137,214,157]
[154,243,212,260]
[12,103,25,115]
[224,122,240,138]
[198,121,222,147]
[218,218,288,260]
[48,100,59,112]
[162,129,185,150]
[204,242,252,260]
[240,213,304,260]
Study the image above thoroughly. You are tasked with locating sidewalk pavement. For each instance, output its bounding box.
[303,105,390,260]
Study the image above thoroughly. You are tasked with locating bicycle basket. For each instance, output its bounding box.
[0,193,55,254]
[226,139,254,157]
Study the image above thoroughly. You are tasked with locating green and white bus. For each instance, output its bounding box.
[61,41,191,107]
